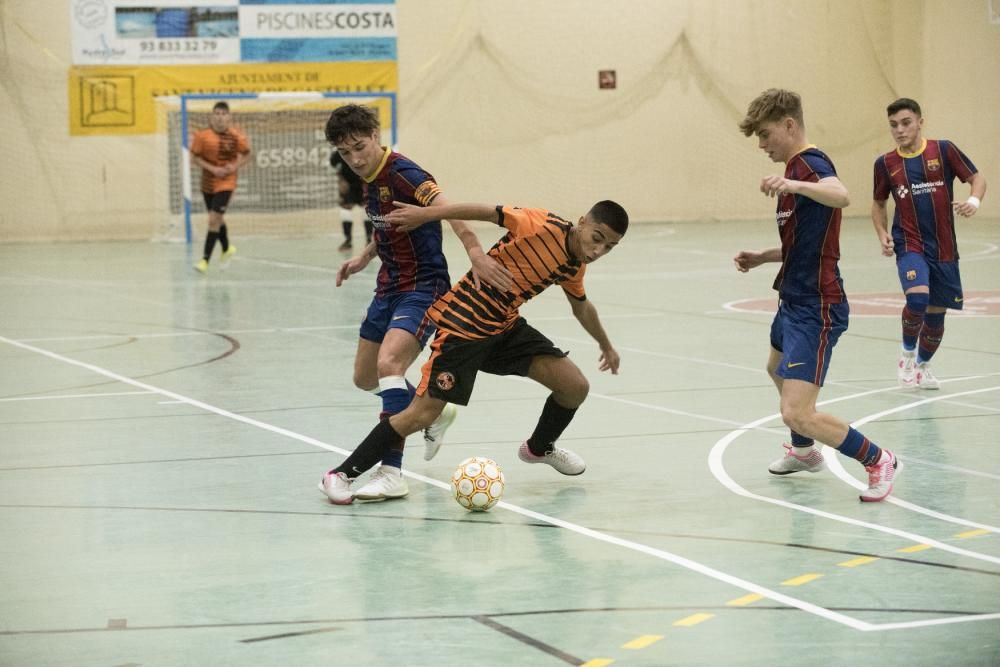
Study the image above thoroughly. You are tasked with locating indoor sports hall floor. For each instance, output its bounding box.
[1,217,998,666]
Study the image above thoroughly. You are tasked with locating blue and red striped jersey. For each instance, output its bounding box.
[873,139,978,262]
[771,147,846,305]
[363,150,451,298]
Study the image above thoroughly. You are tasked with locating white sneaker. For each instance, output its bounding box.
[768,443,826,475]
[897,350,916,388]
[860,450,901,502]
[318,471,354,505]
[353,465,409,501]
[915,363,940,390]
[517,441,586,476]
[423,403,458,461]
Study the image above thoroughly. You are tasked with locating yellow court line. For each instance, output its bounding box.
[897,543,933,553]
[673,613,715,627]
[838,556,880,568]
[726,593,764,606]
[781,573,823,586]
[580,660,614,667]
[955,528,990,539]
[622,634,664,649]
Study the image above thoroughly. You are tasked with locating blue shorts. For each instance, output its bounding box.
[896,252,964,310]
[770,300,849,386]
[359,291,438,347]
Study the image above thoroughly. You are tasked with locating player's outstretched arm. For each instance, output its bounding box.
[733,247,781,273]
[386,201,500,232]
[567,295,620,375]
[871,199,894,256]
[760,175,850,208]
[953,172,987,218]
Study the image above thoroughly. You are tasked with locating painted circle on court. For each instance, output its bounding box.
[725,290,1000,317]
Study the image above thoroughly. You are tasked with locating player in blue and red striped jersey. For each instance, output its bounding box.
[319,104,513,504]
[733,89,900,502]
[871,98,987,390]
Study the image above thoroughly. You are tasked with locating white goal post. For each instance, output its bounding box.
[153,91,397,243]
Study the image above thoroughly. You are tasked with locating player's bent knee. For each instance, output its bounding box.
[556,373,589,407]
[780,409,810,436]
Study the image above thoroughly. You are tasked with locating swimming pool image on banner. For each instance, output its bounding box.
[71,0,396,66]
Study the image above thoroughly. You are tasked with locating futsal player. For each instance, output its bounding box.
[190,101,251,273]
[871,98,987,389]
[321,104,513,502]
[319,198,628,505]
[733,88,900,502]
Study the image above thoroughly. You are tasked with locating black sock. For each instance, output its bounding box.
[203,231,219,261]
[342,220,353,241]
[526,394,578,455]
[218,224,229,252]
[364,219,374,243]
[333,420,403,478]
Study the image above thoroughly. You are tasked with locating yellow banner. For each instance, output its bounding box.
[68,61,397,135]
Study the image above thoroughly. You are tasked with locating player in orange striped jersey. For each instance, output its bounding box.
[318,199,628,503]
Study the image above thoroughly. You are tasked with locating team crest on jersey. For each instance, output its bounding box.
[926,158,940,172]
[895,184,909,199]
[378,186,392,203]
[435,371,455,391]
[906,270,917,281]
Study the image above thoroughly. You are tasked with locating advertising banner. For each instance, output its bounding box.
[71,0,396,65]
[68,0,397,135]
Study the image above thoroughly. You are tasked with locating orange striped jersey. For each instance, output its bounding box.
[428,205,587,339]
[191,127,251,193]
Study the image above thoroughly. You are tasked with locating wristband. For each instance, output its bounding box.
[967,196,981,209]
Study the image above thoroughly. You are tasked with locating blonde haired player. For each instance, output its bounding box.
[734,89,900,502]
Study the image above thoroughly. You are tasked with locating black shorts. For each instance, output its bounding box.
[418,318,568,405]
[203,191,233,213]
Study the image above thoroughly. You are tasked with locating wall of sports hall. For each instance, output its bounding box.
[0,0,996,242]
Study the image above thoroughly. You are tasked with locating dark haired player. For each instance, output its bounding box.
[319,199,629,505]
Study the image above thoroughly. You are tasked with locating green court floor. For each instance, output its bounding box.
[1,218,998,665]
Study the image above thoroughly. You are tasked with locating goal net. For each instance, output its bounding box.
[153,92,397,242]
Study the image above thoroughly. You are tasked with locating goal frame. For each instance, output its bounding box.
[177,91,397,244]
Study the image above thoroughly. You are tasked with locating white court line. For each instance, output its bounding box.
[16,315,661,345]
[822,385,1000,532]
[708,388,1000,561]
[4,335,997,632]
[900,456,1000,482]
[17,325,361,344]
[720,297,1000,318]
[0,334,876,633]
[229,256,342,274]
[0,391,153,403]
[559,333,1000,481]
